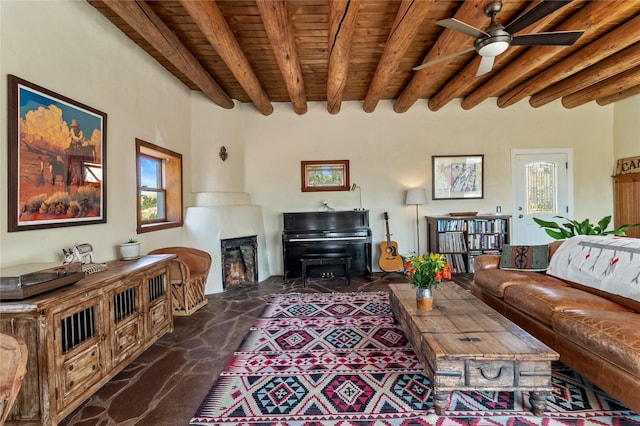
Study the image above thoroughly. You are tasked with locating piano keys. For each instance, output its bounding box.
[282,211,373,282]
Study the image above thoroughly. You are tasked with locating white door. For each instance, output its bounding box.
[511,150,573,245]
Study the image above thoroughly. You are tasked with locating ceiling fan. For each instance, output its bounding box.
[413,0,584,76]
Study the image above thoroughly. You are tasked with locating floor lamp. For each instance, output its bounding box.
[405,188,428,255]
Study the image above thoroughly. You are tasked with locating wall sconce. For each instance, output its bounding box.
[351,183,364,210]
[219,146,228,161]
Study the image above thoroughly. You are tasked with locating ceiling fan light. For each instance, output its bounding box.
[477,40,509,57]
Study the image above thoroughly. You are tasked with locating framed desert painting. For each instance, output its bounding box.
[8,75,107,232]
[432,155,484,200]
[301,160,350,192]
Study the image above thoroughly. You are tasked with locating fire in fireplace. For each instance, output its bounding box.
[221,236,258,289]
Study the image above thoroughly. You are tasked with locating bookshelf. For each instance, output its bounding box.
[426,214,511,273]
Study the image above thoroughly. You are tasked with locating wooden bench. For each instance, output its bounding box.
[300,253,352,287]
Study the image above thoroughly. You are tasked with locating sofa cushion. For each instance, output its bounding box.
[503,283,631,325]
[500,244,549,271]
[552,309,640,378]
[473,268,568,298]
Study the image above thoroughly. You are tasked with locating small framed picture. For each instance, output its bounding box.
[432,155,483,200]
[301,160,350,192]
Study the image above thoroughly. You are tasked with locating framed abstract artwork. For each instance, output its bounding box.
[432,155,484,200]
[301,160,350,192]
[8,75,107,231]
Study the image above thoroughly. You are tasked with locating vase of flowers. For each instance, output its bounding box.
[404,253,452,311]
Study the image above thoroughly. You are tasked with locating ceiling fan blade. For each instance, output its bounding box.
[476,55,495,77]
[511,30,584,46]
[412,47,475,71]
[437,18,488,39]
[504,0,573,34]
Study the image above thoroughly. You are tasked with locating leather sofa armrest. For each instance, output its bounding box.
[473,254,501,271]
[548,240,563,260]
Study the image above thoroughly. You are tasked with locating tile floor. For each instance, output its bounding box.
[60,273,455,425]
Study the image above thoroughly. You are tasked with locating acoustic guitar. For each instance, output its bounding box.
[379,212,403,272]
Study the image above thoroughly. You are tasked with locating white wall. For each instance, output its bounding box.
[190,93,246,193]
[233,100,614,276]
[0,1,191,267]
[613,94,640,166]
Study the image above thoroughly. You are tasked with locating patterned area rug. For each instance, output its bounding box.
[190,292,639,425]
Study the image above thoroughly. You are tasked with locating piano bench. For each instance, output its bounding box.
[301,253,352,287]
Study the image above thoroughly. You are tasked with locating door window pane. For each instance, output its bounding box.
[526,161,557,214]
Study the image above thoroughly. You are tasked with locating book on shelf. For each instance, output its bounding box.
[468,233,506,250]
[444,253,466,274]
[468,218,508,234]
[437,219,468,232]
[438,232,467,252]
[467,250,483,273]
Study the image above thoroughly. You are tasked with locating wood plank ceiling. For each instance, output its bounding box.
[88,0,640,116]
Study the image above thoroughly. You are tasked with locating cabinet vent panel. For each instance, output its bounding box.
[148,274,165,302]
[61,306,96,353]
[114,287,137,322]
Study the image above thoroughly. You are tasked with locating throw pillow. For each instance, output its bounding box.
[500,244,549,271]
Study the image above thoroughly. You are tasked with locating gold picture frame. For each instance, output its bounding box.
[301,160,350,192]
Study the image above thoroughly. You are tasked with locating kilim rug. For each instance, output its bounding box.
[190,291,640,425]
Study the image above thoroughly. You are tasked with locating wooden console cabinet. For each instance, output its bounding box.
[0,255,174,425]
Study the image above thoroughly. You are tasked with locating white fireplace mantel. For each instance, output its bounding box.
[183,192,269,294]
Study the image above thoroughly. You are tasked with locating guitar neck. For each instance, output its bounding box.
[384,214,392,244]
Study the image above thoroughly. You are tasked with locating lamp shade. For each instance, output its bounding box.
[405,188,428,205]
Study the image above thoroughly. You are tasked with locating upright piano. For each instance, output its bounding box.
[282,210,373,282]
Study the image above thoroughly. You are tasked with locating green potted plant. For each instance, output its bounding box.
[403,253,452,311]
[533,215,640,240]
[119,238,141,260]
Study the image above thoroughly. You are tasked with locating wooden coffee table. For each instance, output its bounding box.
[388,282,559,416]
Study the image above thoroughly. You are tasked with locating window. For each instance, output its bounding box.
[525,161,557,215]
[136,139,183,233]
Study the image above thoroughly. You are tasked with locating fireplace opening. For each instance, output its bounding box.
[221,236,258,289]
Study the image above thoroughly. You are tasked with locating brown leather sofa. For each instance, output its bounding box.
[472,240,640,414]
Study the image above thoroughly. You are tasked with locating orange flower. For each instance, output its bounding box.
[442,264,452,279]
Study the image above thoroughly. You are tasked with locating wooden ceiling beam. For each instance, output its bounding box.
[529,44,640,108]
[327,0,360,115]
[92,1,640,113]
[498,15,640,108]
[100,0,234,110]
[363,0,433,113]
[562,65,640,109]
[427,56,481,112]
[256,0,307,115]
[428,0,557,112]
[180,0,273,116]
[596,84,640,106]
[393,0,488,114]
[461,0,636,110]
